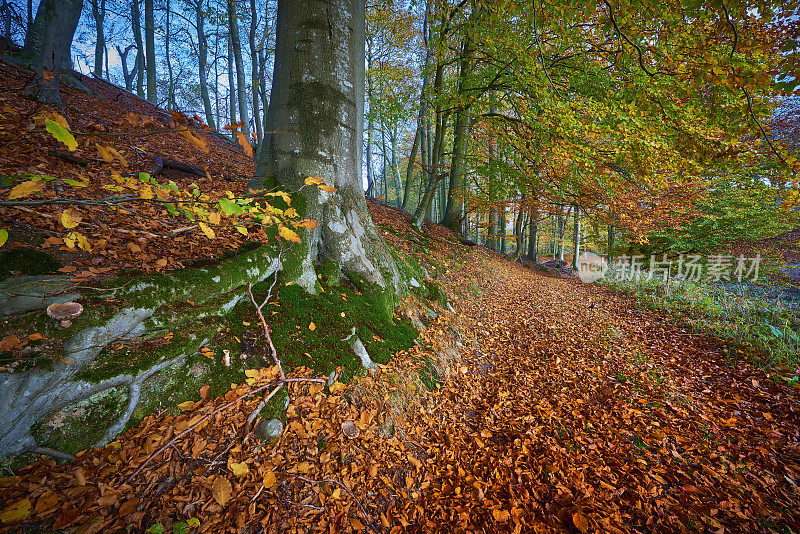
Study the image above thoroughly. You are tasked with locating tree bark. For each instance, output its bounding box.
[227,33,236,128]
[131,0,145,98]
[249,0,262,144]
[527,204,538,262]
[144,0,156,103]
[571,205,581,270]
[509,195,526,261]
[22,0,83,107]
[91,0,106,78]
[228,0,250,138]
[401,126,419,212]
[195,0,216,130]
[250,0,402,294]
[442,25,476,234]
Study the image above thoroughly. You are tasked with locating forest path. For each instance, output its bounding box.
[416,255,800,532]
[2,239,799,533]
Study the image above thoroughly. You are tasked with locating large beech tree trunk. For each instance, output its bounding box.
[250,0,402,294]
[22,0,83,107]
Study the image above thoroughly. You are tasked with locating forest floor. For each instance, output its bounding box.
[2,204,800,534]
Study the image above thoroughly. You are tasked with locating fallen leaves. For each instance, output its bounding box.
[211,476,232,506]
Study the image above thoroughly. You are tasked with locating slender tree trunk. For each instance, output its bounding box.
[117,44,136,91]
[391,127,403,209]
[131,0,145,98]
[571,205,581,270]
[22,0,83,107]
[249,0,262,144]
[91,0,105,77]
[608,225,615,263]
[228,0,250,138]
[250,0,402,293]
[144,0,156,103]
[195,0,215,129]
[509,195,526,261]
[499,204,507,254]
[442,25,476,234]
[527,204,538,262]
[227,33,236,128]
[165,0,174,110]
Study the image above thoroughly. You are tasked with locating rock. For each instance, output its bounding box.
[446,302,455,313]
[351,337,376,370]
[327,370,338,386]
[256,419,284,442]
[0,275,80,316]
[426,308,438,320]
[341,420,360,439]
[409,278,421,288]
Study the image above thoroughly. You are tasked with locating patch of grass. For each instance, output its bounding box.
[602,275,800,372]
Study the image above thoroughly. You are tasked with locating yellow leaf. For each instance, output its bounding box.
[235,225,248,236]
[278,226,301,243]
[304,176,325,186]
[48,112,69,129]
[140,186,153,200]
[228,459,250,477]
[262,470,277,489]
[284,207,297,218]
[107,146,128,166]
[237,131,254,158]
[244,369,258,378]
[309,322,316,331]
[64,231,91,252]
[45,119,77,152]
[329,381,346,394]
[9,180,44,200]
[318,184,337,193]
[96,144,114,162]
[60,208,82,229]
[0,498,31,524]
[297,219,318,229]
[0,229,7,248]
[177,401,195,411]
[492,509,510,522]
[211,477,232,506]
[179,127,210,153]
[208,211,221,225]
[198,222,216,239]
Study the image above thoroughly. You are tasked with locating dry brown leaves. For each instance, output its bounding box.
[1,190,800,533]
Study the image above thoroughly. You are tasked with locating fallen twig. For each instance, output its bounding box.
[285,473,376,532]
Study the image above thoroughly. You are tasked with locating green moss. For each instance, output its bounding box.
[0,248,62,281]
[423,279,448,308]
[259,387,289,422]
[31,386,129,456]
[228,273,417,384]
[320,259,343,287]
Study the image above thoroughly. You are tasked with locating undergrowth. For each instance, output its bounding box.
[602,274,800,374]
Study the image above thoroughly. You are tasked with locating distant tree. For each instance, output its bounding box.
[21,0,83,106]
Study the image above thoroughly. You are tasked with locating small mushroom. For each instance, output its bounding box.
[341,420,360,439]
[46,302,83,328]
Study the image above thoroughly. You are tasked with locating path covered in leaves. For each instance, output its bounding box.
[2,213,799,533]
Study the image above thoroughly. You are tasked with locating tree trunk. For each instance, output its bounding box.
[227,33,237,128]
[165,0,174,110]
[228,0,250,138]
[527,205,538,262]
[116,44,137,91]
[195,0,216,130]
[250,0,402,294]
[391,127,402,209]
[509,195,526,261]
[608,225,615,264]
[144,0,156,103]
[249,0,262,144]
[442,27,476,234]
[131,0,145,98]
[22,0,83,107]
[571,205,581,270]
[401,126,419,212]
[91,0,105,78]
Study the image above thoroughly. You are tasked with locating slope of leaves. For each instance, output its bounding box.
[1,206,799,533]
[0,59,263,279]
